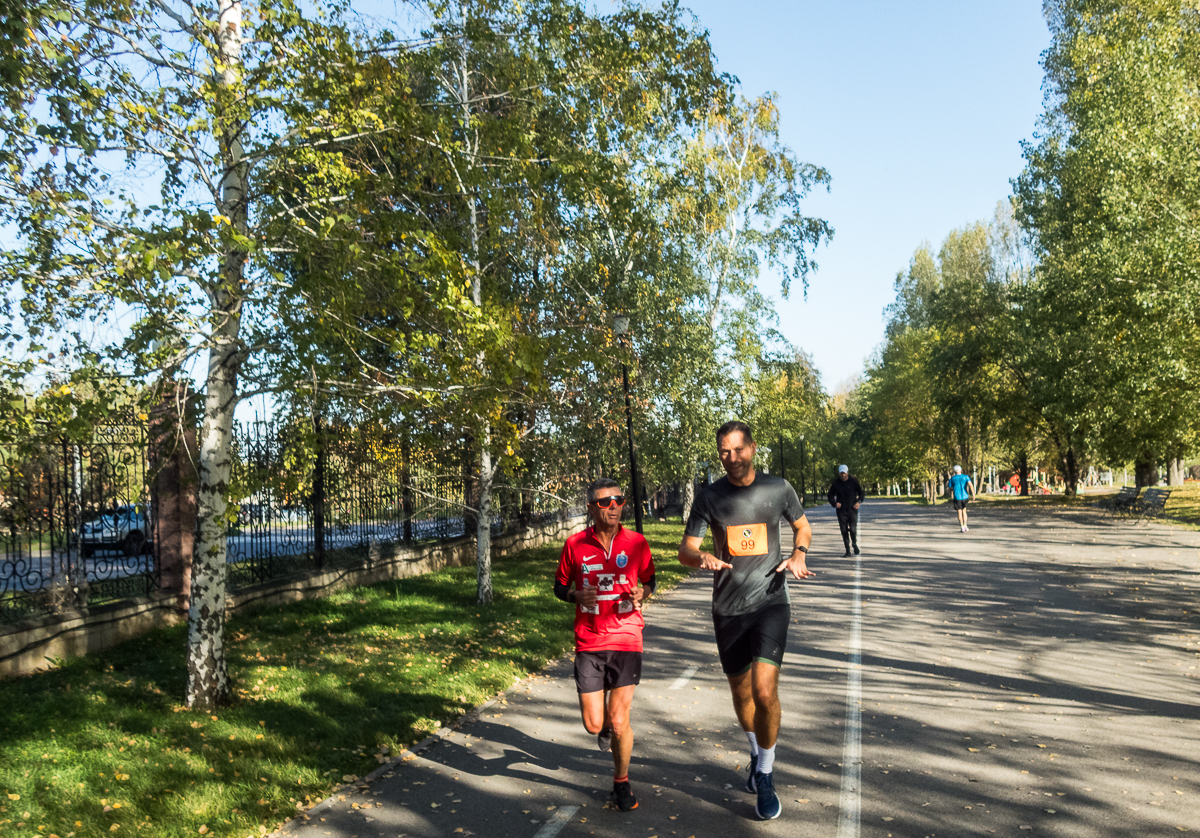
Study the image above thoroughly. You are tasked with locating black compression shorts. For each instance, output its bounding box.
[574,650,642,693]
[952,498,969,510]
[712,602,791,676]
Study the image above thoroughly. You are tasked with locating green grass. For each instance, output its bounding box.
[1159,480,1200,528]
[969,482,1200,526]
[0,520,693,838]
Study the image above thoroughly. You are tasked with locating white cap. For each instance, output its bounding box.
[953,465,963,474]
[838,464,848,473]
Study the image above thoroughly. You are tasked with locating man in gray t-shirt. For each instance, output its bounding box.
[679,421,814,821]
[685,471,805,616]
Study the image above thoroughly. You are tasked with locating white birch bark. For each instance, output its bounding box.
[450,19,495,607]
[186,0,246,710]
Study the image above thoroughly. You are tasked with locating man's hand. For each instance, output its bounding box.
[776,551,816,580]
[576,585,598,609]
[854,501,860,510]
[679,535,732,572]
[696,552,732,572]
[627,584,647,611]
[836,501,842,509]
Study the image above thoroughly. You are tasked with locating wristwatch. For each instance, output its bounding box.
[796,545,808,553]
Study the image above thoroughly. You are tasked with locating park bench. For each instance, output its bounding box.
[1097,486,1139,518]
[1131,488,1171,524]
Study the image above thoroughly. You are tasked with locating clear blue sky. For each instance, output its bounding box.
[673,0,1051,390]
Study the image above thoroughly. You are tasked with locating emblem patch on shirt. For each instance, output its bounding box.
[596,574,616,592]
[615,551,629,569]
[726,523,768,557]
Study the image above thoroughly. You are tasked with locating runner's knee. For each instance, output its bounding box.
[751,680,779,709]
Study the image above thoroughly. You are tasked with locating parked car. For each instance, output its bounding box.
[81,503,151,557]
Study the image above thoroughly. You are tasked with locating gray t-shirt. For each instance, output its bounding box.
[684,473,806,616]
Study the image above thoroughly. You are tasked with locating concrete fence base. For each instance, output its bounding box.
[0,514,586,679]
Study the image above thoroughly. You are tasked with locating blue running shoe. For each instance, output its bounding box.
[754,770,781,820]
[744,753,758,793]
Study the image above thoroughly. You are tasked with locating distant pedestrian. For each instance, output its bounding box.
[949,465,975,532]
[555,478,657,812]
[827,465,864,556]
[678,421,814,821]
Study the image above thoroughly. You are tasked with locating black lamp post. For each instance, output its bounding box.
[799,433,806,505]
[614,315,644,534]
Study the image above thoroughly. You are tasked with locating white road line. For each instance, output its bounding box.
[531,804,579,838]
[837,553,863,838]
[669,664,700,690]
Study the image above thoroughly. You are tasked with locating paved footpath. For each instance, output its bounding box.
[275,501,1200,838]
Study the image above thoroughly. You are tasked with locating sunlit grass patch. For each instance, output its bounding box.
[0,520,691,838]
[1160,480,1200,528]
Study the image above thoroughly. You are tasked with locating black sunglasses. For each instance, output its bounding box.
[592,495,626,508]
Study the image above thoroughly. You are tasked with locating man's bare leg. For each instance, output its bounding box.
[729,662,782,744]
[579,685,636,779]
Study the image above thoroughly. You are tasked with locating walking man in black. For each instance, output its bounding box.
[827,464,863,556]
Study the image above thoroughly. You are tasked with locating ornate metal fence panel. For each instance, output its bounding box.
[0,425,157,625]
[226,420,582,590]
[2,416,582,623]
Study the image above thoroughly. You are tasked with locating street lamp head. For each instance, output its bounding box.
[613,315,630,337]
[799,434,804,441]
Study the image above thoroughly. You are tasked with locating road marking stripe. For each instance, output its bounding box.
[531,804,579,838]
[837,553,863,838]
[669,664,699,690]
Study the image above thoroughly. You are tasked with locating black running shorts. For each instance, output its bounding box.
[712,602,791,676]
[952,498,969,510]
[574,650,642,694]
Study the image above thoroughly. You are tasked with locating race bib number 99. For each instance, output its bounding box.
[726,523,767,556]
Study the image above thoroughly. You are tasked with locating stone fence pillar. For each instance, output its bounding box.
[149,384,198,612]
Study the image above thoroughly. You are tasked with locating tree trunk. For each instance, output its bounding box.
[186,0,245,711]
[1168,458,1186,486]
[187,295,241,711]
[1060,447,1080,498]
[476,440,495,606]
[682,475,695,522]
[1018,450,1029,497]
[1134,454,1157,488]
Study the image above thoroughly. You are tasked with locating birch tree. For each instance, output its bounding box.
[680,94,833,329]
[0,0,463,708]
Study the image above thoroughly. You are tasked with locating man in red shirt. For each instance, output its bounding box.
[555,478,657,812]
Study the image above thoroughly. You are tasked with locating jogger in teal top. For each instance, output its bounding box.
[948,465,975,532]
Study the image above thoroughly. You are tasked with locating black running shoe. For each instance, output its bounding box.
[597,727,612,752]
[610,780,638,811]
[843,550,852,557]
[744,752,758,793]
[754,770,781,820]
[853,545,860,555]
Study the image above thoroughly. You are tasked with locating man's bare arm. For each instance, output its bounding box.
[775,515,816,579]
[678,535,733,571]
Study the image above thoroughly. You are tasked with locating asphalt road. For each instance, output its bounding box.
[273,500,1200,838]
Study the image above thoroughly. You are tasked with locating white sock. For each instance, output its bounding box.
[745,731,759,757]
[757,744,776,774]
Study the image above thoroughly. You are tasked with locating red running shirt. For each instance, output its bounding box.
[555,525,656,652]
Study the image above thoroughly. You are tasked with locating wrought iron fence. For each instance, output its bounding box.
[0,425,158,625]
[226,419,584,589]
[1,415,583,625]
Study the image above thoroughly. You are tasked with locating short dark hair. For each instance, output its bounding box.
[716,420,754,445]
[587,477,621,503]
